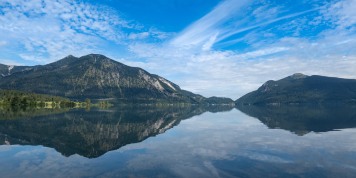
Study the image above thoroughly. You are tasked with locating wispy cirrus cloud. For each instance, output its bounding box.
[323,0,356,29]
[170,0,251,50]
[1,0,355,99]
[0,0,120,63]
[170,0,321,51]
[127,0,356,99]
[216,8,321,46]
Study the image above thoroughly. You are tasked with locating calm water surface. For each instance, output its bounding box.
[0,105,356,178]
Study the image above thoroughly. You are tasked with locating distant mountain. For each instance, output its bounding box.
[236,73,356,105]
[0,54,231,104]
[204,96,235,105]
[0,64,36,77]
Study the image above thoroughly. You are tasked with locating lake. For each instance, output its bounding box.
[1,105,356,178]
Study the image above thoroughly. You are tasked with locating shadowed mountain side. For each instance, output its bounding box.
[236,73,356,105]
[236,104,356,136]
[0,54,190,101]
[0,54,234,104]
[0,105,234,158]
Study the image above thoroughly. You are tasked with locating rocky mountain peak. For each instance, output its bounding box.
[289,73,308,79]
[259,80,277,93]
[0,54,234,104]
[65,54,75,58]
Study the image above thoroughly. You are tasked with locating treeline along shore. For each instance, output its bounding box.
[0,89,110,109]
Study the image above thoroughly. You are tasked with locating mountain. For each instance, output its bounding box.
[0,64,36,77]
[236,73,356,105]
[0,54,230,104]
[204,96,235,105]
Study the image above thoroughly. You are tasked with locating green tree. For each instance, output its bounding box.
[85,98,91,106]
[11,96,20,106]
[21,97,29,106]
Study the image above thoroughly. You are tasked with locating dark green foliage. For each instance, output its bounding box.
[59,100,76,108]
[98,100,110,108]
[203,96,235,105]
[85,98,91,107]
[236,73,356,105]
[0,89,71,108]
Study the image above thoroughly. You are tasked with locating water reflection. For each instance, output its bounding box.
[0,105,233,158]
[0,107,356,177]
[237,104,356,135]
[0,106,70,120]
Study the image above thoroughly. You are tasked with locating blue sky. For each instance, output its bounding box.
[0,0,356,99]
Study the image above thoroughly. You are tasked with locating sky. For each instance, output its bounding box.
[0,0,356,99]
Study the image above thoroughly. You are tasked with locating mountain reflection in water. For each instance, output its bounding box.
[237,104,356,135]
[0,105,234,158]
[1,104,356,177]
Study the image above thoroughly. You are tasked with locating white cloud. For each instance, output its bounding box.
[202,32,219,51]
[0,0,165,63]
[170,0,250,49]
[324,0,356,28]
[252,5,280,22]
[234,47,290,59]
[1,0,356,99]
[0,59,25,66]
[128,30,356,99]
[170,0,320,52]
[217,8,321,45]
[125,0,356,99]
[127,28,171,41]
[128,32,150,40]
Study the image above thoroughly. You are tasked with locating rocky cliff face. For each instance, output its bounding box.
[0,64,35,77]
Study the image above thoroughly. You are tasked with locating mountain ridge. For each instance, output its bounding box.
[235,73,356,105]
[0,54,234,104]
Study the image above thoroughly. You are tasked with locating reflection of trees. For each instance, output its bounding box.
[237,104,356,136]
[0,106,70,120]
[0,105,234,158]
